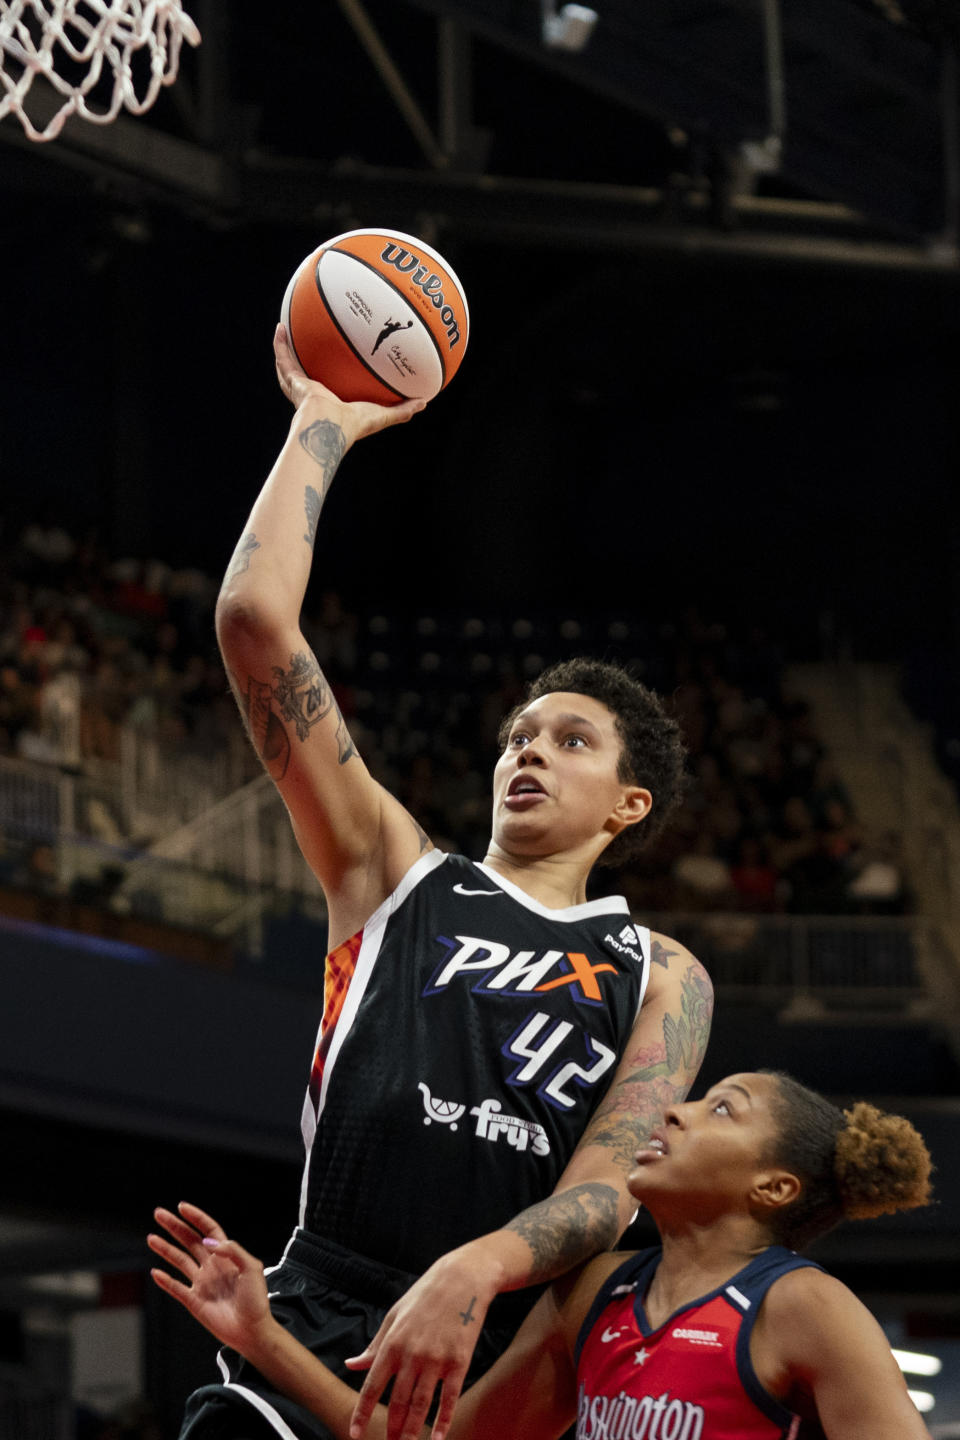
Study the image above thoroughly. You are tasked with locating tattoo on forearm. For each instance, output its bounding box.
[225,651,358,774]
[304,485,322,548]
[298,419,346,494]
[225,532,260,581]
[579,961,714,1168]
[506,1183,619,1282]
[459,1297,478,1327]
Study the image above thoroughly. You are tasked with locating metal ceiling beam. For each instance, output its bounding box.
[335,0,447,169]
[2,109,958,272]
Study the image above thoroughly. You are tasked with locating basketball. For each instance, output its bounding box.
[280,228,470,405]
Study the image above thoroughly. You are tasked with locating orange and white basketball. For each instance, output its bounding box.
[280,228,470,405]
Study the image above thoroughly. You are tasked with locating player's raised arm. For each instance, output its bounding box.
[215,326,428,940]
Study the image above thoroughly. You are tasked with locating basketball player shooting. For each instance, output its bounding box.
[179,323,712,1440]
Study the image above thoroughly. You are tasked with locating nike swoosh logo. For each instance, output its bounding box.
[452,884,501,896]
[601,1327,623,1343]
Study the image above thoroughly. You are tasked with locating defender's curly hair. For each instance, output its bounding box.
[760,1071,933,1251]
[497,656,686,866]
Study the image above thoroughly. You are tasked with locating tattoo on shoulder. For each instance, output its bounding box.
[225,532,260,581]
[298,419,346,494]
[409,814,432,853]
[651,937,678,970]
[507,1184,619,1282]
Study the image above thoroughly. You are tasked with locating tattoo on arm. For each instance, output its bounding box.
[409,814,432,853]
[304,485,322,548]
[225,650,358,775]
[298,419,346,496]
[579,960,714,1169]
[663,962,714,1075]
[224,532,260,582]
[333,709,357,766]
[505,1183,619,1282]
[226,670,292,783]
[272,651,335,740]
[650,938,678,970]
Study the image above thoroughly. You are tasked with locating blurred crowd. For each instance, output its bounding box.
[0,517,909,918]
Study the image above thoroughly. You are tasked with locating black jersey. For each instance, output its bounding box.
[298,851,651,1275]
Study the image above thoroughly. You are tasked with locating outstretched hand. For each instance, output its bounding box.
[273,324,425,446]
[345,1246,500,1440]
[148,1202,274,1355]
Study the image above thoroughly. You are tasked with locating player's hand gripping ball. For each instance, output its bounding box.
[280,228,470,405]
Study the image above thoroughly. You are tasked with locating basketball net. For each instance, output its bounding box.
[0,0,200,141]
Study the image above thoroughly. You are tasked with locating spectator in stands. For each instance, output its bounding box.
[672,831,735,910]
[0,506,898,925]
[730,834,780,912]
[847,830,908,915]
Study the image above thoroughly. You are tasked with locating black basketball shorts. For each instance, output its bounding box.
[178,1229,529,1440]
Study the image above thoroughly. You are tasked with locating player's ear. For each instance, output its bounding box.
[610,786,652,833]
[751,1169,802,1213]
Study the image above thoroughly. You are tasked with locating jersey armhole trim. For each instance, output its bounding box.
[733,1256,819,1430]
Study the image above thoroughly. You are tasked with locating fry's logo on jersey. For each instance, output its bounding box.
[471,1098,550,1155]
[418,1084,550,1155]
[424,934,618,1007]
[577,1384,704,1440]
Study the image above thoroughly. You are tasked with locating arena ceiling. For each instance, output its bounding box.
[2,0,960,263]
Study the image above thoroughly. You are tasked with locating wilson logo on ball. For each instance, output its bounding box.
[280,227,470,406]
[379,243,463,348]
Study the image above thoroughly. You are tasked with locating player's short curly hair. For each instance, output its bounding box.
[760,1071,933,1250]
[497,657,686,866]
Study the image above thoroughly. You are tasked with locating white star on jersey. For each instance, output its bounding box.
[633,1348,650,1366]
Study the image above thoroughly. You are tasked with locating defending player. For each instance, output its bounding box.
[152,1071,934,1440]
[182,324,712,1440]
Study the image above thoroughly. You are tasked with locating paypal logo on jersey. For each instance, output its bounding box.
[423,934,618,1006]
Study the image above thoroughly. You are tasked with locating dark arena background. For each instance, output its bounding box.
[2,2,960,1434]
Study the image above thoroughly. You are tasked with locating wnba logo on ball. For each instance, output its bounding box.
[380,243,463,349]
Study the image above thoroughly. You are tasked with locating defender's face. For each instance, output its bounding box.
[627,1073,783,1214]
[491,691,636,857]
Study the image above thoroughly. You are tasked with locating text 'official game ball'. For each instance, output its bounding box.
[280,228,470,405]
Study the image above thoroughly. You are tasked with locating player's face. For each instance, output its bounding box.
[491,691,647,859]
[627,1072,784,1218]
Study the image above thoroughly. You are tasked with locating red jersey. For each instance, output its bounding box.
[574,1246,827,1440]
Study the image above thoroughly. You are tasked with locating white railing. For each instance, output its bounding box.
[643,911,930,1015]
